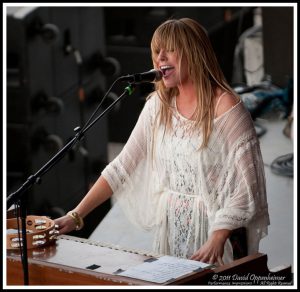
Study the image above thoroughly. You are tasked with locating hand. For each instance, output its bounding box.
[189,229,232,266]
[54,214,77,235]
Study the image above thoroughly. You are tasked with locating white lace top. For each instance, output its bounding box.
[102,92,270,263]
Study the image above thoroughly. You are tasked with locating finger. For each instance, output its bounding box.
[190,254,204,262]
[190,251,201,260]
[209,257,216,265]
[217,256,224,266]
[54,222,62,231]
[190,253,201,260]
[190,255,200,261]
[198,255,210,263]
[58,226,68,235]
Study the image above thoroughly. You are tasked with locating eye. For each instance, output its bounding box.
[152,49,160,56]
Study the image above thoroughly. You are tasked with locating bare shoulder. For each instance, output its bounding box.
[215,92,240,118]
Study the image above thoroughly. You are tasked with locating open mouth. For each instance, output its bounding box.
[160,65,175,77]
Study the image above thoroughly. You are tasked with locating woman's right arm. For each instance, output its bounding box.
[55,93,157,235]
[54,175,113,234]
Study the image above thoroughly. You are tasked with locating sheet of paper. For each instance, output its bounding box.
[118,255,211,284]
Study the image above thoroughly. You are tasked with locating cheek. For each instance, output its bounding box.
[179,69,190,83]
[152,56,159,66]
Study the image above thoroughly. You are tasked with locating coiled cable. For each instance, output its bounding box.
[270,153,293,177]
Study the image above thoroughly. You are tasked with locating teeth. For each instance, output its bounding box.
[160,65,174,70]
[160,65,175,77]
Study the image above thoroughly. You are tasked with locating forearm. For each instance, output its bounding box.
[210,229,232,244]
[72,175,113,219]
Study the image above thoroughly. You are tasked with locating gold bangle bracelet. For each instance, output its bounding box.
[67,211,84,231]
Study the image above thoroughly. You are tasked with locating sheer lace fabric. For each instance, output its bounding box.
[102,92,270,262]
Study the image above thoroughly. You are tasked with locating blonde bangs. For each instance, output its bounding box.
[151,21,183,58]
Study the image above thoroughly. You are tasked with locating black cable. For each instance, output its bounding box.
[81,77,122,133]
[270,153,293,177]
[254,121,267,138]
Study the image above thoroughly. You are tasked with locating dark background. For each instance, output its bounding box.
[5,6,293,238]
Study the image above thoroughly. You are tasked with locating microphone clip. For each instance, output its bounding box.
[119,69,162,84]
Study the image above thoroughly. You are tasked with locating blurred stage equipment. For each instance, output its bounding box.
[7,7,114,239]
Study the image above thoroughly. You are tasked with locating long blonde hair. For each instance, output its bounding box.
[151,18,239,148]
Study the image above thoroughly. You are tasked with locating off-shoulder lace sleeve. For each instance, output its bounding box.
[203,102,269,253]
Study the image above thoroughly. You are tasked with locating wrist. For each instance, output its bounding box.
[212,229,232,243]
[67,211,84,231]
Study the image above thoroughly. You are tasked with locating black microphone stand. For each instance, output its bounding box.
[6,82,136,285]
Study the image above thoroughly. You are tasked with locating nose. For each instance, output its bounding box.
[157,49,167,62]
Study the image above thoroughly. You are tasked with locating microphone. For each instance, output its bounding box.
[119,69,163,83]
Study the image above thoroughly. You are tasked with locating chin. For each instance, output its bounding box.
[163,81,177,88]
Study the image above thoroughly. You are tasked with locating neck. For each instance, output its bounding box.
[176,84,197,119]
[177,82,197,103]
